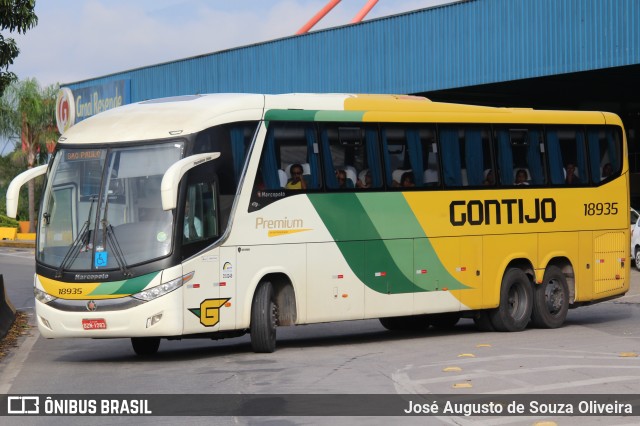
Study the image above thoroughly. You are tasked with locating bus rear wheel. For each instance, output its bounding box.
[473,311,495,332]
[489,268,532,332]
[131,337,160,356]
[250,281,277,353]
[530,266,569,328]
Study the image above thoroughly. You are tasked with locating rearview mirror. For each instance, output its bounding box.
[160,152,220,210]
[6,164,48,218]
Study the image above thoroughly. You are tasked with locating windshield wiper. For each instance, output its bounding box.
[55,194,97,278]
[100,193,131,277]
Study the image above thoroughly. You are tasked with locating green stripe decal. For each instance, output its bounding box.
[307,193,468,294]
[88,272,159,296]
[264,109,366,122]
[314,110,365,122]
[264,109,318,122]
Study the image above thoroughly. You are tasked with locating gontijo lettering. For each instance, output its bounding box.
[450,198,556,226]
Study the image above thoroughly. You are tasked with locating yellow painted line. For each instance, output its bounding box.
[458,353,475,358]
[442,367,462,372]
[619,352,638,357]
[452,383,472,388]
[533,422,558,426]
[476,343,491,348]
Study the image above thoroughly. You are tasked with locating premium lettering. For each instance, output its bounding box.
[450,198,556,226]
[255,217,304,229]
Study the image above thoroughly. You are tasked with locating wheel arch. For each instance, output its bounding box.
[243,271,298,328]
[505,258,535,284]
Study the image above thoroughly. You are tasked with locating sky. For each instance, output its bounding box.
[2,0,456,154]
[9,0,457,86]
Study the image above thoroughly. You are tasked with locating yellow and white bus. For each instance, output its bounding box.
[7,93,630,355]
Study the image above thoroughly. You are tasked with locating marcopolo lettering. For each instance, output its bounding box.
[450,198,556,226]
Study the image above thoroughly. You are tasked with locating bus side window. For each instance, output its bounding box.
[495,127,546,186]
[183,180,218,247]
[381,125,438,189]
[440,125,491,187]
[546,126,588,185]
[421,128,440,187]
[256,123,321,192]
[587,126,622,183]
[319,124,382,190]
[183,184,204,243]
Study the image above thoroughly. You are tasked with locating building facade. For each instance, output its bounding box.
[56,0,640,203]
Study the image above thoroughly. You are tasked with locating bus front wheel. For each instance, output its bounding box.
[489,268,532,332]
[530,266,569,329]
[250,281,277,353]
[131,337,160,356]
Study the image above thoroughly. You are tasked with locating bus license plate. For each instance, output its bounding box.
[82,319,107,330]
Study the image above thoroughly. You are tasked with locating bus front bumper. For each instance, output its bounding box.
[35,289,184,338]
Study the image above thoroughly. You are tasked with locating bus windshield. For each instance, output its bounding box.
[38,142,185,272]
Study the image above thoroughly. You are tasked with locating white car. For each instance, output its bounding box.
[632,213,640,271]
[632,208,639,233]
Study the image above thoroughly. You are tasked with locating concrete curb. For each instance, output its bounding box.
[0,240,35,249]
[0,274,17,339]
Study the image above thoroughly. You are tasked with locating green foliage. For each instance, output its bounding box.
[1,78,59,154]
[0,213,19,228]
[0,77,54,222]
[0,0,38,94]
[0,154,43,220]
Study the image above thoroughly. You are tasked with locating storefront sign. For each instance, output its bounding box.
[55,80,131,133]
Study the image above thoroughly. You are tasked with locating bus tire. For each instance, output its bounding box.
[530,266,569,328]
[489,268,532,332]
[473,311,495,332]
[131,337,160,356]
[250,281,277,353]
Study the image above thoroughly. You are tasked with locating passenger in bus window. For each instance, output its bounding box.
[565,162,581,185]
[483,169,495,186]
[515,169,529,185]
[400,171,415,188]
[601,163,613,180]
[184,201,202,240]
[336,169,353,189]
[357,170,373,188]
[286,164,307,190]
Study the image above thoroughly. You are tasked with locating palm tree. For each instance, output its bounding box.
[0,78,58,231]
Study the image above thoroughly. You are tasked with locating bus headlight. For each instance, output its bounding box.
[34,287,57,304]
[132,272,194,302]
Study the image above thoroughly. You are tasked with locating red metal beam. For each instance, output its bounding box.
[350,0,379,23]
[296,0,342,35]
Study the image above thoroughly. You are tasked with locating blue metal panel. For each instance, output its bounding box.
[66,0,640,102]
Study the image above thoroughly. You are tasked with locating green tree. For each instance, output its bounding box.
[0,146,42,221]
[1,0,38,94]
[0,78,58,231]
